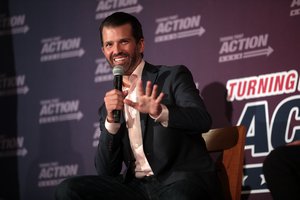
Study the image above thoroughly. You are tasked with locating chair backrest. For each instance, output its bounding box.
[202,125,246,200]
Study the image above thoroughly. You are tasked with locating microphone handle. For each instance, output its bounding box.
[113,110,121,123]
[113,75,122,122]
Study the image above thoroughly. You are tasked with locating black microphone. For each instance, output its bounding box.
[112,65,124,123]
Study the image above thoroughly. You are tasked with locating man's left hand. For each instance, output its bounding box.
[124,80,164,118]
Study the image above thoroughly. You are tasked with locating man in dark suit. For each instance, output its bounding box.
[55,12,223,200]
[263,140,300,200]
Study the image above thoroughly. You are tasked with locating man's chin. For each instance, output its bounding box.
[112,62,128,67]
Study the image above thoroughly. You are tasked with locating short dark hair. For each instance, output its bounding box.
[99,12,144,47]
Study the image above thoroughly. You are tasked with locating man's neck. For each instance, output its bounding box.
[123,59,145,87]
[123,76,130,87]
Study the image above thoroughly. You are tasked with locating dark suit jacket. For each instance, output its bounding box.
[95,62,222,198]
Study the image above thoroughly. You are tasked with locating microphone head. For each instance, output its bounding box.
[112,65,124,76]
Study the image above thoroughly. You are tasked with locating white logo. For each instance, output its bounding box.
[0,135,28,157]
[154,14,205,43]
[219,33,273,63]
[94,58,113,83]
[38,162,78,187]
[290,0,300,16]
[0,14,29,36]
[40,36,85,62]
[93,122,101,147]
[95,0,143,20]
[39,98,83,124]
[0,74,29,96]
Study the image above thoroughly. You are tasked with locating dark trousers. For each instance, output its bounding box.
[263,145,300,200]
[55,174,215,200]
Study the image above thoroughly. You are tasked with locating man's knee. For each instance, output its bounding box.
[263,146,290,179]
[55,177,81,200]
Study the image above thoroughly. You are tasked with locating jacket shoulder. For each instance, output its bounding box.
[145,62,191,73]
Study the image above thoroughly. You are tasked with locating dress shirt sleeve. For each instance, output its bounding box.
[104,118,121,134]
[150,104,169,127]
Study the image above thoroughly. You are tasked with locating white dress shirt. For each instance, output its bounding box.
[105,60,169,178]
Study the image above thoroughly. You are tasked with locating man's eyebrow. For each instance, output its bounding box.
[104,41,112,45]
[119,37,132,41]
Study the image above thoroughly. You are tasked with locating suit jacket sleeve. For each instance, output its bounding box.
[94,104,124,176]
[162,65,211,133]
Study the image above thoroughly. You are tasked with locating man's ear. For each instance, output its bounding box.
[139,38,145,53]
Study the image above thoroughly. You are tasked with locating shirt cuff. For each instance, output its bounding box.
[150,104,169,127]
[105,118,121,134]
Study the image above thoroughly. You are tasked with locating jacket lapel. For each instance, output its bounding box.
[140,62,159,136]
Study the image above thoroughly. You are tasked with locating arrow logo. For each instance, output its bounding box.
[95,4,143,20]
[219,46,274,63]
[243,46,274,58]
[155,27,205,43]
[0,148,27,157]
[40,48,85,62]
[0,86,29,96]
[0,25,30,36]
[177,27,205,39]
[39,111,84,124]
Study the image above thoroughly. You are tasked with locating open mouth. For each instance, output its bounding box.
[113,55,128,65]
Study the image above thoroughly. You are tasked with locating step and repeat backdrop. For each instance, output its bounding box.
[1,0,300,199]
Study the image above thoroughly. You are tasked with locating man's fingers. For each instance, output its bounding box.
[155,92,164,103]
[123,90,128,97]
[124,99,137,108]
[151,84,158,98]
[145,81,152,96]
[104,89,126,113]
[137,79,144,96]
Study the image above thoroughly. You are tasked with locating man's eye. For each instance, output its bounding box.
[105,43,112,48]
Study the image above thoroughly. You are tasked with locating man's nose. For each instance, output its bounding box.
[112,43,122,54]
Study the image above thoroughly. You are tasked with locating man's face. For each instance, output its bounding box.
[101,23,144,75]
